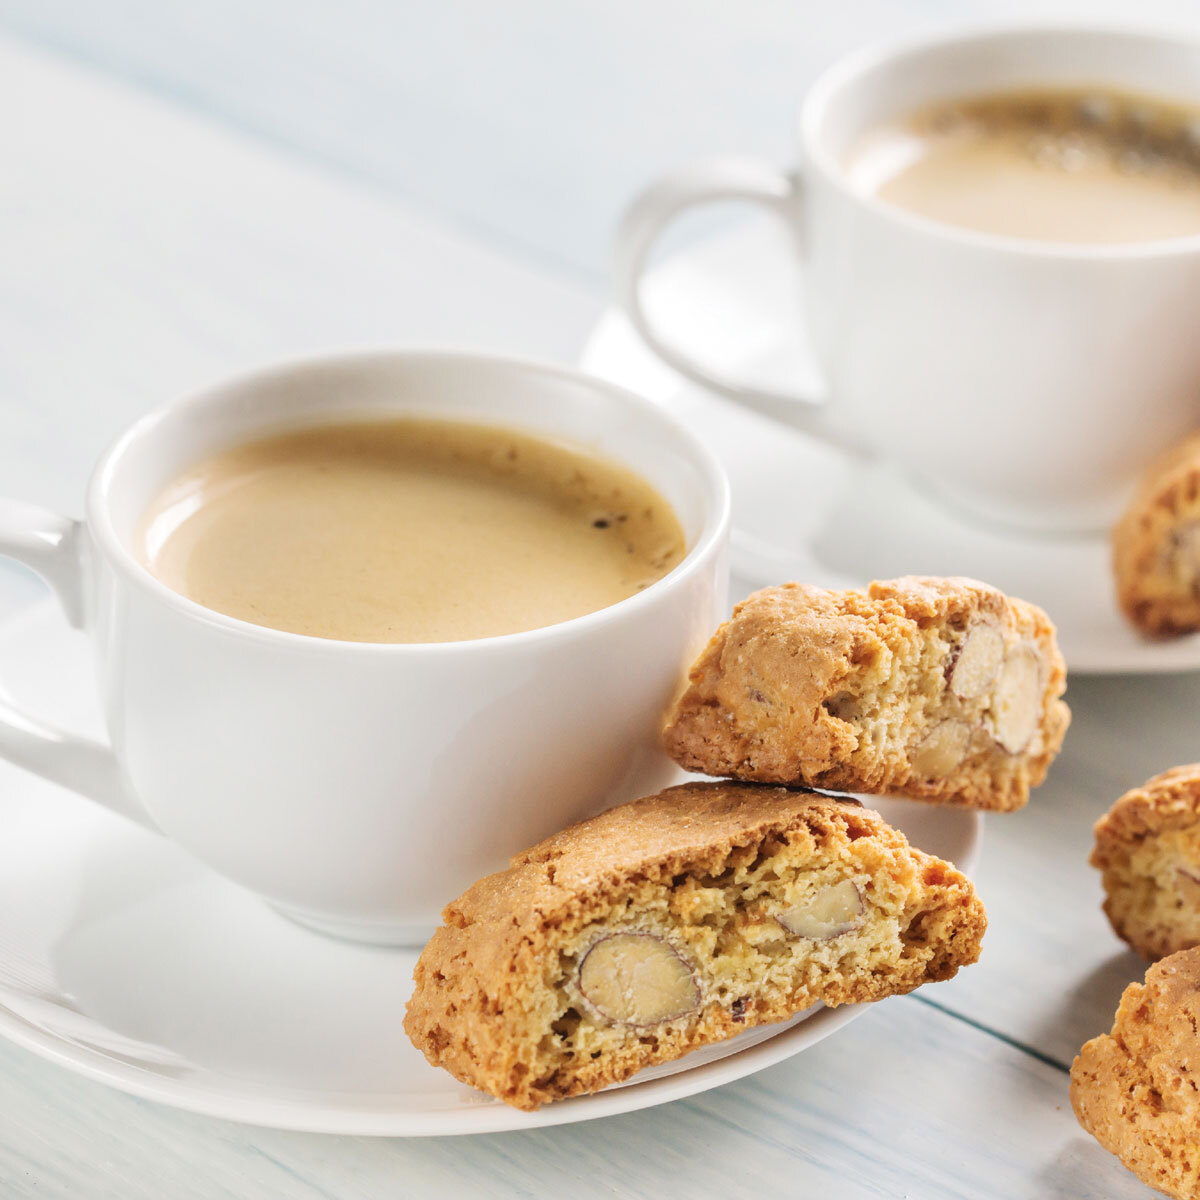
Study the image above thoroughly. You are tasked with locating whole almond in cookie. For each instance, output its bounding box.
[404,781,986,1111]
[946,621,1004,700]
[577,933,701,1026]
[662,576,1069,812]
[776,878,865,939]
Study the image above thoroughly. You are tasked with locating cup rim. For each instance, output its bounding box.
[85,348,731,655]
[798,21,1200,261]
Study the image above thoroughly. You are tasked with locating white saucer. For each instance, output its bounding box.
[582,220,1200,675]
[0,600,980,1135]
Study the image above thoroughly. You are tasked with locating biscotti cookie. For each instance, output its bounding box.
[1114,432,1200,637]
[661,577,1069,812]
[1092,765,1200,961]
[1070,947,1200,1200]
[405,781,986,1110]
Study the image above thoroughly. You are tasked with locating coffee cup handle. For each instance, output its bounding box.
[614,158,866,456]
[0,500,153,829]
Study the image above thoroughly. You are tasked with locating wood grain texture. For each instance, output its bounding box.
[932,671,1200,1070]
[0,33,599,520]
[0,999,1158,1200]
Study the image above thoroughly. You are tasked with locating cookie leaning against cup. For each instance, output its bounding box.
[1113,431,1200,637]
[1071,946,1200,1200]
[662,577,1069,812]
[404,781,986,1110]
[1092,765,1200,961]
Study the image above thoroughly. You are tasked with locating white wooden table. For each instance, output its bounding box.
[1,4,1198,1195]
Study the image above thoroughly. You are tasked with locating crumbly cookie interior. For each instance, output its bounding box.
[405,786,987,1110]
[1101,827,1200,960]
[663,579,1068,812]
[522,832,968,1098]
[1162,520,1200,597]
[1124,510,1200,635]
[821,613,1046,787]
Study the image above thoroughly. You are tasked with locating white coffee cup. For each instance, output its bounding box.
[615,26,1200,533]
[0,351,729,945]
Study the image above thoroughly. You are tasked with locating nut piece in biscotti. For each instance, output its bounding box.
[1092,765,1200,961]
[404,782,987,1111]
[1114,432,1200,637]
[1070,947,1200,1200]
[661,577,1070,812]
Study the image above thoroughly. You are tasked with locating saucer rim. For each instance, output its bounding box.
[0,991,861,1136]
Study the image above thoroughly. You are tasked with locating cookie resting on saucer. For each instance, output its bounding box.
[1113,432,1200,637]
[1092,765,1200,961]
[661,577,1069,812]
[1071,946,1200,1200]
[404,781,986,1110]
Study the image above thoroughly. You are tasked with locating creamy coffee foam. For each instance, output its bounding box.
[139,418,686,643]
[845,86,1200,244]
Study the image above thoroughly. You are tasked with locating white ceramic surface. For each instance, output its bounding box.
[0,599,982,1135]
[614,26,1200,533]
[0,351,730,946]
[587,219,1200,674]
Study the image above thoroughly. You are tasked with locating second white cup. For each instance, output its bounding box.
[615,26,1200,533]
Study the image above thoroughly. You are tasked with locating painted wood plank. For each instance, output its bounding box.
[5,0,1200,281]
[927,670,1200,1072]
[0,0,929,284]
[0,996,1158,1200]
[0,32,599,523]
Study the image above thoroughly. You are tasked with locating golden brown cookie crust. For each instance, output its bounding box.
[404,781,986,1110]
[1092,764,1200,960]
[1071,947,1200,1200]
[1113,432,1200,637]
[661,577,1069,812]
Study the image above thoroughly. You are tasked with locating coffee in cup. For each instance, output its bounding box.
[0,351,729,943]
[845,86,1200,245]
[139,417,685,643]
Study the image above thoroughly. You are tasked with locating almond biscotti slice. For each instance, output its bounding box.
[1113,432,1200,637]
[404,782,986,1110]
[662,577,1069,812]
[1070,947,1200,1200]
[1092,765,1200,961]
